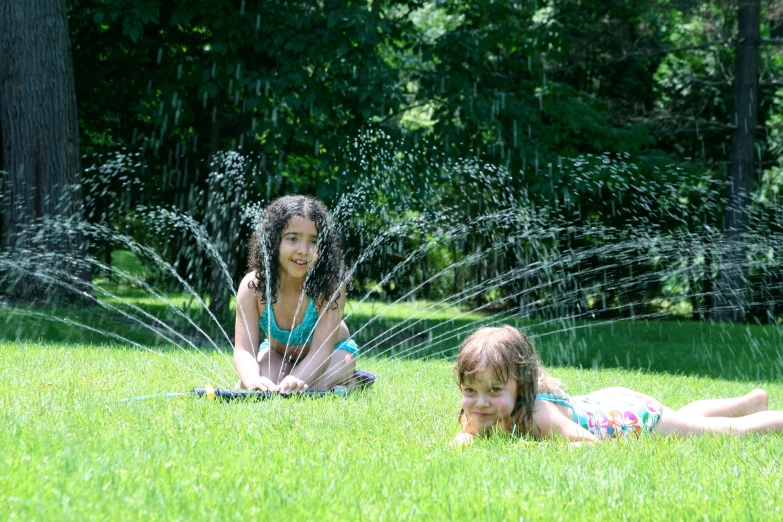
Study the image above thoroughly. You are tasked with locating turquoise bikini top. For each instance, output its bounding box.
[260,298,319,345]
[536,393,581,423]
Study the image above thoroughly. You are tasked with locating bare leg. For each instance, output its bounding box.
[236,346,290,389]
[656,406,783,437]
[310,350,356,391]
[676,389,768,418]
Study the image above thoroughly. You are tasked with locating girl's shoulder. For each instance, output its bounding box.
[239,272,266,303]
[239,272,259,289]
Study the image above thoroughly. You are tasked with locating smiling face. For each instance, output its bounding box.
[278,216,319,280]
[460,368,519,436]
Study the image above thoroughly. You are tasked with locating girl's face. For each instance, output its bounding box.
[278,216,319,280]
[460,368,518,435]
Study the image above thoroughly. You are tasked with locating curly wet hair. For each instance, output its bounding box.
[247,195,347,308]
[454,325,563,436]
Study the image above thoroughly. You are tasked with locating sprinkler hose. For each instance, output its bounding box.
[122,372,374,402]
[191,386,348,400]
[122,386,348,402]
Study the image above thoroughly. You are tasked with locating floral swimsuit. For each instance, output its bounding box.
[536,388,663,439]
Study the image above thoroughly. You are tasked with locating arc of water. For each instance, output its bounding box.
[346,226,545,351]
[315,230,663,385]
[403,309,680,371]
[321,265,541,380]
[0,254,233,385]
[364,301,692,386]
[341,219,598,355]
[11,309,221,386]
[261,218,273,384]
[83,221,234,349]
[1,215,239,383]
[297,208,534,386]
[228,216,273,388]
[85,256,228,352]
[312,261,524,383]
[281,221,413,385]
[85,266,235,384]
[309,216,554,385]
[353,225,759,378]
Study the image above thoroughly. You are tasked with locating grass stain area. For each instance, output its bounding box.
[2,341,783,520]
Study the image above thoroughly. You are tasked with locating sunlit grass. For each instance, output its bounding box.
[2,340,782,520]
[3,258,783,518]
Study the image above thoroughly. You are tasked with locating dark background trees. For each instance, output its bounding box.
[2,0,782,323]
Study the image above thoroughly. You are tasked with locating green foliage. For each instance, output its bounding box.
[412,0,667,175]
[72,0,419,185]
[69,0,423,298]
[63,0,783,317]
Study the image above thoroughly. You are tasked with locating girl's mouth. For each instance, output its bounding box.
[472,412,493,418]
[292,260,308,267]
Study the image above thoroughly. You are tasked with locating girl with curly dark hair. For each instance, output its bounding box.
[233,195,359,393]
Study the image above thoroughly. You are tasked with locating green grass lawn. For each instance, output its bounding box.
[2,309,783,520]
[2,253,783,520]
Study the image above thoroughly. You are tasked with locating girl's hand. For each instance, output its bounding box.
[451,433,475,447]
[568,440,595,448]
[248,377,278,392]
[277,375,308,394]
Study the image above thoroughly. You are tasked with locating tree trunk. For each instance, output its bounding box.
[0,0,92,304]
[712,0,760,323]
[207,116,230,324]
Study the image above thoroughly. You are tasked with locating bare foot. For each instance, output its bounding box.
[744,389,769,416]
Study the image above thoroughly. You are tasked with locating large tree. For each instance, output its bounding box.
[0,0,91,303]
[712,0,761,322]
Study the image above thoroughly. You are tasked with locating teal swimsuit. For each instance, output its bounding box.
[259,298,359,356]
[536,388,663,439]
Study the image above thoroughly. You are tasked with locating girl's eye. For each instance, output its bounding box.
[462,387,475,394]
[490,387,502,393]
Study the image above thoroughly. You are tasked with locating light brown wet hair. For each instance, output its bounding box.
[454,325,563,435]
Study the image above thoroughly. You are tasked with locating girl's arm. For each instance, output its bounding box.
[287,288,346,387]
[233,273,276,391]
[531,400,599,443]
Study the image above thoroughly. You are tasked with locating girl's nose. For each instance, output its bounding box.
[476,394,489,407]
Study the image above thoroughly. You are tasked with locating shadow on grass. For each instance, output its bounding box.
[348,311,783,383]
[3,299,783,383]
[0,302,234,353]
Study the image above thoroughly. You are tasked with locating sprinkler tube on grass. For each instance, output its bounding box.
[191,386,347,400]
[122,371,375,402]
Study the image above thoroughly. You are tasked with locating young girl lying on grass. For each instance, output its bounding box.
[453,325,783,446]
